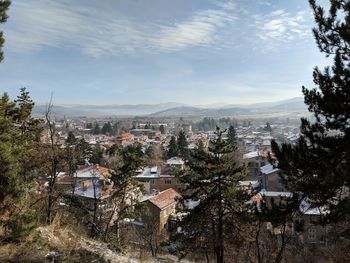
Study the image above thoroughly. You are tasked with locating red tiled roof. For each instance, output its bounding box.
[148,188,181,210]
[96,165,111,177]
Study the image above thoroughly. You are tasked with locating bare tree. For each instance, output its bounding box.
[134,221,165,258]
[45,97,60,224]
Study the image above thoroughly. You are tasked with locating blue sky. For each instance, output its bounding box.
[0,0,329,105]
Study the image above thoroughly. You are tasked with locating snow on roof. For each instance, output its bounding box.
[299,199,329,215]
[243,151,259,159]
[187,143,198,150]
[260,164,279,175]
[135,167,160,178]
[262,140,271,146]
[150,166,158,173]
[184,199,200,209]
[260,190,293,198]
[239,180,258,186]
[166,157,184,166]
[74,180,111,200]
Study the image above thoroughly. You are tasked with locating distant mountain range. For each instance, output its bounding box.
[33,97,307,118]
[32,102,186,117]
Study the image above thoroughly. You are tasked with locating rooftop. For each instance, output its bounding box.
[147,188,181,210]
[260,164,279,175]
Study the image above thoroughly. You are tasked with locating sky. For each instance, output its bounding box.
[0,0,330,105]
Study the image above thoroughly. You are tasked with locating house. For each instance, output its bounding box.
[259,163,284,191]
[142,188,181,232]
[166,157,184,169]
[243,151,269,179]
[135,166,181,193]
[66,165,114,212]
[296,199,331,246]
[71,164,111,185]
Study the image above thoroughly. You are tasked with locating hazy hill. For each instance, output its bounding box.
[32,97,306,118]
[32,102,186,117]
[150,97,306,117]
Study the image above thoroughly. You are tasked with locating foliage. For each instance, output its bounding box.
[92,122,100,135]
[264,122,272,133]
[177,130,188,159]
[159,124,165,134]
[89,143,104,165]
[101,122,113,135]
[227,125,237,146]
[167,135,178,159]
[0,0,10,62]
[0,89,43,239]
[0,90,41,205]
[196,117,238,132]
[271,0,350,222]
[66,131,76,145]
[103,144,146,243]
[176,127,248,263]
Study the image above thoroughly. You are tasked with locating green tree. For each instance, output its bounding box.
[176,128,247,263]
[272,0,350,223]
[112,122,119,135]
[101,122,113,135]
[177,130,188,159]
[159,124,165,134]
[15,87,34,121]
[167,136,178,159]
[0,0,10,63]
[86,122,93,129]
[90,143,104,165]
[227,125,237,147]
[264,122,272,133]
[76,138,92,164]
[0,90,42,238]
[93,122,101,135]
[103,144,145,243]
[66,131,76,145]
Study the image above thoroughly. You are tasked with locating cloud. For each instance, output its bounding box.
[254,9,310,51]
[4,0,237,57]
[3,1,313,57]
[156,9,236,52]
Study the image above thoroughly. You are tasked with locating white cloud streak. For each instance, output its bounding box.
[254,9,310,51]
[5,0,237,57]
[4,1,311,57]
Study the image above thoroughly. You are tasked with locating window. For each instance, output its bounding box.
[165,179,172,185]
[150,179,155,185]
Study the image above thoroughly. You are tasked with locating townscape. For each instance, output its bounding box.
[0,0,350,262]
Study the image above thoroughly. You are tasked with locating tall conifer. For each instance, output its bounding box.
[272,0,350,221]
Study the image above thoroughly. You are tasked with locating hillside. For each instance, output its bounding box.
[0,225,189,263]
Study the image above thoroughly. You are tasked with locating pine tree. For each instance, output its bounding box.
[176,128,247,263]
[159,124,165,134]
[93,122,101,135]
[0,90,42,238]
[101,122,113,135]
[271,0,350,221]
[0,0,10,63]
[15,87,34,121]
[227,125,237,146]
[76,138,92,164]
[167,136,178,159]
[66,131,76,145]
[177,130,188,159]
[264,122,272,133]
[103,144,146,242]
